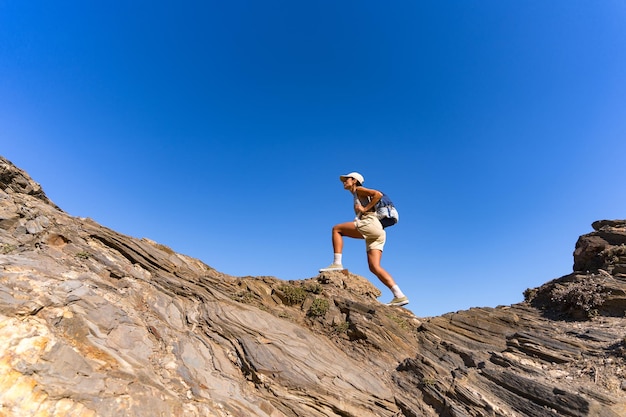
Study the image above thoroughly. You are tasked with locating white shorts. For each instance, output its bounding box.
[355,212,386,252]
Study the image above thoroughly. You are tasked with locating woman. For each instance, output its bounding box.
[319,172,409,306]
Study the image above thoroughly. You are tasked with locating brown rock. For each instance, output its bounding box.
[1,155,626,417]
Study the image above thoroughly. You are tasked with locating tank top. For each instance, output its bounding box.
[353,190,374,213]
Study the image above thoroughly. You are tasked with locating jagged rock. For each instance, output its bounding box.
[574,220,626,273]
[524,220,626,320]
[1,155,626,417]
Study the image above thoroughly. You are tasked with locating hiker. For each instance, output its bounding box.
[319,172,409,306]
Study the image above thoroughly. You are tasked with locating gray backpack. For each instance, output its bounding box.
[375,193,399,228]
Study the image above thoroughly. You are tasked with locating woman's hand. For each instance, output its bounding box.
[354,187,382,214]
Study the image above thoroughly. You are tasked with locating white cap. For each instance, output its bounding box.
[339,172,364,185]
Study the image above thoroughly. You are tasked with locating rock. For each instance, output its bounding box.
[1,155,626,417]
[526,220,626,319]
[575,221,626,272]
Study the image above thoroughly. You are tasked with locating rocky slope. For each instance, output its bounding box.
[1,155,625,417]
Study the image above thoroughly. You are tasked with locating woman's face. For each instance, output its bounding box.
[342,177,354,189]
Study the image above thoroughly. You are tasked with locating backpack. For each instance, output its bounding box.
[375,193,399,228]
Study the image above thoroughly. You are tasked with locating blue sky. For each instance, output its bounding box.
[2,1,625,317]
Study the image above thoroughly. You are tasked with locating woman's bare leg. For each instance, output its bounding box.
[366,249,396,289]
[331,221,363,253]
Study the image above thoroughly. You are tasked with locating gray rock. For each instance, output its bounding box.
[1,155,626,417]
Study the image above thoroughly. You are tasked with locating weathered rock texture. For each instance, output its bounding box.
[1,155,625,417]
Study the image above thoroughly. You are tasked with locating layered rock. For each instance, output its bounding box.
[1,156,625,417]
[526,220,626,320]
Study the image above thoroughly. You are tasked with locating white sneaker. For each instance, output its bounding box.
[319,263,344,272]
[386,296,409,306]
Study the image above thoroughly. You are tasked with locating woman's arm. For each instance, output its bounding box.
[355,187,382,214]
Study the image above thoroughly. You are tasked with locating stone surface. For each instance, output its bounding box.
[1,155,626,417]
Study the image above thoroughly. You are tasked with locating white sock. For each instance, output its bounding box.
[333,253,342,265]
[391,285,405,298]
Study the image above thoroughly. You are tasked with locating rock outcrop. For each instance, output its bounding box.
[526,220,626,321]
[1,155,625,417]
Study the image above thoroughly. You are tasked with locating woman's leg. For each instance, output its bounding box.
[331,221,363,253]
[366,249,396,289]
[320,222,364,271]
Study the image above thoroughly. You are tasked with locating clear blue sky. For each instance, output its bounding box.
[2,1,625,317]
